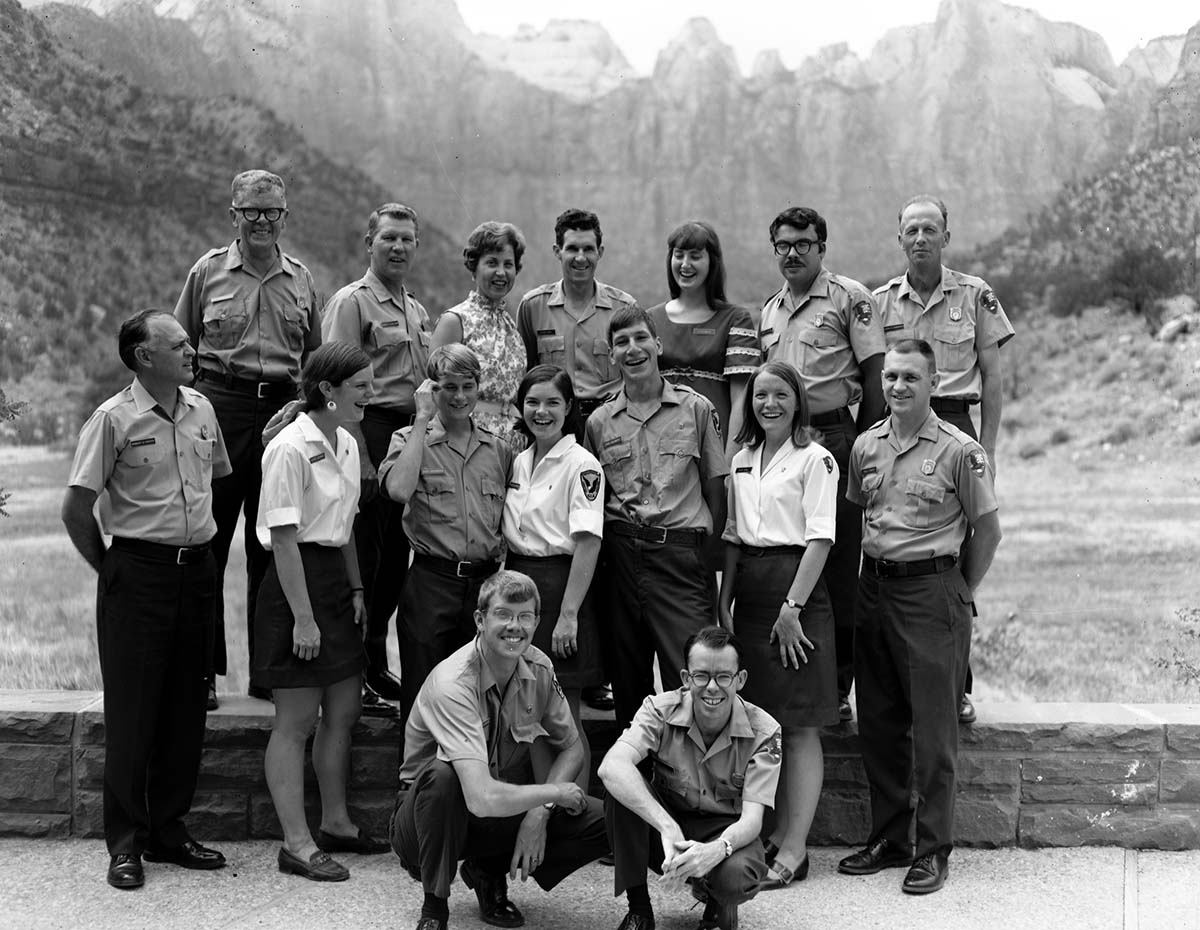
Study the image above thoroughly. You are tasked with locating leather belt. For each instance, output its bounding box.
[931,397,971,413]
[810,407,852,428]
[197,368,295,400]
[608,521,705,547]
[739,544,806,557]
[412,553,499,580]
[862,554,956,579]
[111,536,212,566]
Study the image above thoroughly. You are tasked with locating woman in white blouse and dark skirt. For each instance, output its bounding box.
[718,360,839,890]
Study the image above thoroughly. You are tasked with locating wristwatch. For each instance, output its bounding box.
[783,598,804,611]
[543,802,556,811]
[721,838,733,859]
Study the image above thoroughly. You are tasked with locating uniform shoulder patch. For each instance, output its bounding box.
[968,449,988,477]
[823,455,834,474]
[980,288,1000,314]
[853,299,873,327]
[710,407,722,437]
[580,469,601,501]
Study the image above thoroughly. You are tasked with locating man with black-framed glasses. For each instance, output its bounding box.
[758,207,886,725]
[175,169,323,707]
[599,626,781,930]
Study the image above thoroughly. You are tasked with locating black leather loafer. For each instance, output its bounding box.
[902,853,949,894]
[316,827,389,855]
[461,858,524,927]
[277,846,350,882]
[107,853,144,889]
[837,838,912,875]
[698,896,738,930]
[145,839,226,870]
[362,684,400,718]
[616,912,655,930]
[415,918,447,930]
[367,669,404,701]
[583,684,615,711]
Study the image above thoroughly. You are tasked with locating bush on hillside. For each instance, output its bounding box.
[1106,246,1186,332]
[1047,265,1108,317]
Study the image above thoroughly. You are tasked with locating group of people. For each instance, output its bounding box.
[62,167,1009,930]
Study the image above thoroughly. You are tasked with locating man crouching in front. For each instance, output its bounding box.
[599,626,781,930]
[389,569,609,930]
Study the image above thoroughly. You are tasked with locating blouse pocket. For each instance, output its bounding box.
[933,321,974,372]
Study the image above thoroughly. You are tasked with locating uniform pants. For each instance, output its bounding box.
[389,759,608,898]
[97,546,215,855]
[933,403,978,696]
[813,411,863,700]
[357,408,411,676]
[600,533,716,728]
[196,380,293,677]
[853,567,972,859]
[606,786,767,905]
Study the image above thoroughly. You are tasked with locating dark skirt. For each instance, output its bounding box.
[505,552,602,690]
[733,546,839,728]
[252,543,367,690]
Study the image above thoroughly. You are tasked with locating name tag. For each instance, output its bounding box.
[860,465,877,475]
[507,481,521,490]
[884,324,904,332]
[735,466,752,474]
[693,328,716,336]
[380,320,400,328]
[309,453,326,464]
[130,438,156,447]
[537,329,557,336]
[603,437,623,448]
[760,327,774,338]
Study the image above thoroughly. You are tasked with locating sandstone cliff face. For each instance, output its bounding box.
[1139,23,1200,149]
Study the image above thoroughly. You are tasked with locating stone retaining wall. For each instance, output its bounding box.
[2,691,1198,849]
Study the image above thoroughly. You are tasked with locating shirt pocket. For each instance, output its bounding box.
[420,474,457,524]
[121,441,166,468]
[932,321,974,372]
[536,333,567,365]
[904,477,947,527]
[655,438,698,490]
[191,438,215,486]
[590,337,613,380]
[508,720,549,745]
[282,305,309,354]
[598,440,634,495]
[797,326,840,380]
[859,471,884,508]
[201,295,249,350]
[714,779,744,812]
[480,477,505,529]
[651,764,699,809]
[372,321,413,375]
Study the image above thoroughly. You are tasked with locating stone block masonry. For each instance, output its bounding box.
[2,691,1199,849]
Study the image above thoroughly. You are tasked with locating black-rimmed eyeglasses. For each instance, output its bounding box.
[234,207,286,223]
[773,239,820,257]
[683,671,737,688]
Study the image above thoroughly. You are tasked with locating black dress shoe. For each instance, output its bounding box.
[144,839,226,870]
[583,683,615,711]
[248,684,274,702]
[366,668,404,701]
[362,683,400,717]
[316,827,389,855]
[107,853,144,889]
[959,695,977,724]
[837,838,912,875]
[460,859,525,927]
[616,912,654,930]
[698,896,738,930]
[415,918,448,930]
[902,852,949,894]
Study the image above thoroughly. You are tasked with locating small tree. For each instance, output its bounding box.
[0,387,27,516]
[1106,245,1183,333]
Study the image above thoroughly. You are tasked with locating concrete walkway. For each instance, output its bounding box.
[2,840,1197,930]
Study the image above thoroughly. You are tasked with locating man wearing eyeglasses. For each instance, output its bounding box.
[599,625,780,930]
[174,169,322,706]
[758,207,886,723]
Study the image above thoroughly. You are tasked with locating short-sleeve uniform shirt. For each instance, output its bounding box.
[874,266,1015,401]
[847,411,998,561]
[256,412,360,549]
[321,269,432,414]
[174,240,322,382]
[399,637,578,785]
[759,269,886,414]
[502,434,604,557]
[723,440,838,547]
[618,689,782,816]
[68,379,231,546]
[377,415,514,562]
[517,280,639,402]
[583,381,729,533]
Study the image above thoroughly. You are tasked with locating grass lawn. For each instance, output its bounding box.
[2,442,1199,703]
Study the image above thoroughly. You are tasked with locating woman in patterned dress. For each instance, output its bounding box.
[432,221,529,448]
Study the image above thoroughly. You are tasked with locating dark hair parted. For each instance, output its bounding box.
[887,337,938,376]
[554,208,602,248]
[666,221,730,311]
[463,221,526,274]
[515,365,579,442]
[769,207,827,244]
[299,342,372,412]
[118,309,173,372]
[733,361,815,449]
[683,625,744,668]
[367,202,419,239]
[606,305,658,345]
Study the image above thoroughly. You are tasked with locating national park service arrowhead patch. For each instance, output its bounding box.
[853,299,873,326]
[968,449,988,477]
[980,288,1000,314]
[824,455,834,474]
[580,469,601,501]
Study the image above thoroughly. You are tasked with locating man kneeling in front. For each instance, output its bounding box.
[598,626,781,930]
[389,570,608,930]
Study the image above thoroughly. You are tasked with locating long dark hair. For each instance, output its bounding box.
[514,365,579,441]
[666,220,730,312]
[733,361,814,449]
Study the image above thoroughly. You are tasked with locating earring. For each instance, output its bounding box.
[327,400,337,412]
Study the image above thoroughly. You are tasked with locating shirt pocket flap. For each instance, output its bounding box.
[591,338,610,356]
[933,322,972,346]
[373,321,411,346]
[194,439,215,462]
[481,477,504,499]
[661,439,698,459]
[861,473,884,492]
[599,441,633,467]
[124,442,166,466]
[508,720,549,744]
[714,782,741,801]
[797,328,833,348]
[906,478,945,502]
[424,474,455,495]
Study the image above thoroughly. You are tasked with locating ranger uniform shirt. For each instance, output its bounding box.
[502,434,605,557]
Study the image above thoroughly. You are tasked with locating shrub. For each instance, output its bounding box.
[1101,419,1137,445]
[1049,427,1071,445]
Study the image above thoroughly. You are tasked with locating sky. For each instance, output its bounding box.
[455,0,1196,75]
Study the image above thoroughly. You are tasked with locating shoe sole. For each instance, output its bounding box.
[837,857,912,875]
[143,852,225,870]
[902,872,948,894]
[107,875,144,890]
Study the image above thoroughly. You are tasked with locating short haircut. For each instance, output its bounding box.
[769,207,827,244]
[367,202,420,240]
[607,305,657,345]
[463,221,526,274]
[554,208,602,248]
[666,220,730,311]
[733,361,815,449]
[683,625,744,668]
[514,365,580,441]
[427,343,481,381]
[299,342,372,412]
[231,169,285,205]
[477,569,541,615]
[898,195,948,229]
[887,337,938,375]
[117,309,173,373]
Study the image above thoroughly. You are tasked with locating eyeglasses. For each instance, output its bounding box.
[233,207,286,223]
[683,670,737,688]
[773,239,820,257]
[490,608,538,624]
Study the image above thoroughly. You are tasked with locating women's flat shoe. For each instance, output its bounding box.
[277,846,349,881]
[757,855,809,890]
[316,827,389,855]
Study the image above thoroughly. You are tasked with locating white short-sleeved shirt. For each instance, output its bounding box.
[502,434,605,557]
[722,439,838,547]
[256,412,360,549]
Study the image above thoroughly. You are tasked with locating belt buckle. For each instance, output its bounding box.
[256,382,270,399]
[456,560,472,578]
[176,547,187,566]
[648,525,669,544]
[876,558,897,577]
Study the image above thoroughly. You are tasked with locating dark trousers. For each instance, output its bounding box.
[389,759,608,898]
[357,408,412,675]
[97,546,215,855]
[196,380,293,677]
[933,402,978,696]
[813,411,863,699]
[606,787,766,905]
[600,532,716,728]
[853,567,972,859]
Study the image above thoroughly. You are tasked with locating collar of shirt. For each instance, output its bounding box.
[422,414,500,453]
[607,379,688,416]
[466,289,507,314]
[292,410,348,460]
[226,238,297,280]
[546,279,616,310]
[665,690,756,759]
[898,264,953,310]
[360,267,411,309]
[536,433,578,463]
[473,636,537,698]
[878,410,941,452]
[131,377,198,419]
